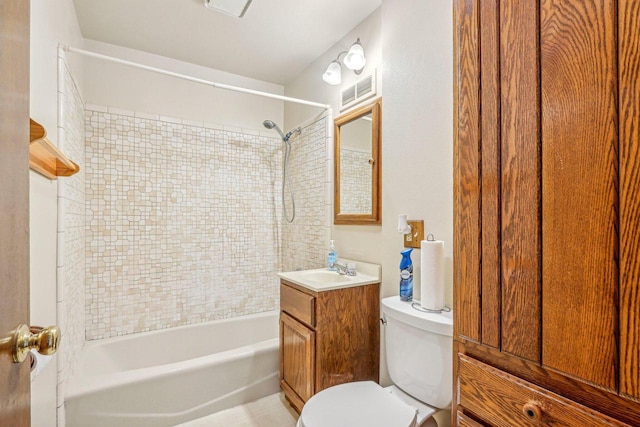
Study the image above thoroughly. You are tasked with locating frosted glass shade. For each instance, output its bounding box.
[343,42,366,71]
[322,61,342,85]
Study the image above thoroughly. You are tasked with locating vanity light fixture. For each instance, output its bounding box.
[322,38,367,86]
[204,0,253,18]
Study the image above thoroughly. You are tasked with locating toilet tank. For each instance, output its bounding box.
[381,296,453,409]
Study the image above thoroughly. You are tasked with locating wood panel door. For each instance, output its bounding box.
[0,0,31,425]
[280,312,315,407]
[454,0,640,420]
[619,0,640,401]
[540,0,619,392]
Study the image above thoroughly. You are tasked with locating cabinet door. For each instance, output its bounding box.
[280,312,315,406]
[454,0,542,362]
[455,0,628,386]
[540,0,619,392]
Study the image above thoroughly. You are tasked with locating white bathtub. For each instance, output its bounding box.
[65,311,280,427]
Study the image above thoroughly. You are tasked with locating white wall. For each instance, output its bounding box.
[285,1,453,302]
[379,0,453,301]
[29,1,84,426]
[284,3,453,416]
[284,8,382,129]
[82,39,285,131]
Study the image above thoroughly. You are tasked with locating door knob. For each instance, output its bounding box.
[0,324,61,363]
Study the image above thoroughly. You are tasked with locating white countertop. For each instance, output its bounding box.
[277,259,382,292]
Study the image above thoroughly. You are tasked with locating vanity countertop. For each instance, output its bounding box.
[278,259,381,292]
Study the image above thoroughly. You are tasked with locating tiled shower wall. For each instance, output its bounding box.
[84,108,307,339]
[340,147,372,214]
[281,113,331,272]
[57,56,86,415]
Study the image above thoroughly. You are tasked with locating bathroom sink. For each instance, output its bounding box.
[277,261,381,292]
[297,270,352,283]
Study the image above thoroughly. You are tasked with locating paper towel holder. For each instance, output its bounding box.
[411,302,451,314]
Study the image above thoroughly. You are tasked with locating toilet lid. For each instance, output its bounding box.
[299,381,417,427]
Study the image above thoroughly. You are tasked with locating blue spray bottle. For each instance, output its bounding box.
[399,248,414,301]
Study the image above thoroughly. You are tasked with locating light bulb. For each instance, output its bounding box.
[343,41,366,72]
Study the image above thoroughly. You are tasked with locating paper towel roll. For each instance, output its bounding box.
[29,349,53,382]
[420,239,445,310]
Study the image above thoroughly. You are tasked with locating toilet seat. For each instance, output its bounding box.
[297,381,418,427]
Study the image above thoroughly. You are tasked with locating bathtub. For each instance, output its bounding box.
[65,311,280,427]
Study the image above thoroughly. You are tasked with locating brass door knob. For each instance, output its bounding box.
[2,324,61,363]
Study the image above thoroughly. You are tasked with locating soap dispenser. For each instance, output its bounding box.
[327,240,337,271]
[399,248,413,301]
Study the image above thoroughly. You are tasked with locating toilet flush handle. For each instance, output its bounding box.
[380,317,387,325]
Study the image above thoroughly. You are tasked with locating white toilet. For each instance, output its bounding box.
[296,295,453,427]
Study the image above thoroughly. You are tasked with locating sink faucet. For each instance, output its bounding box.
[331,262,357,276]
[332,262,348,275]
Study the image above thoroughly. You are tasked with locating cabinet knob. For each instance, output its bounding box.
[522,401,542,421]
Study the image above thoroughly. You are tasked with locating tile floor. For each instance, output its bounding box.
[177,393,298,427]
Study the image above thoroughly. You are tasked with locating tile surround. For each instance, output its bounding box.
[340,147,372,214]
[85,107,330,339]
[281,112,332,272]
[57,56,86,423]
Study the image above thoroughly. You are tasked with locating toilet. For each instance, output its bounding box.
[296,295,453,427]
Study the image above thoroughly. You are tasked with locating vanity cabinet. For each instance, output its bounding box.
[454,0,640,425]
[279,279,380,413]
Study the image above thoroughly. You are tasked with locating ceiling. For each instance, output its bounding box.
[72,0,381,86]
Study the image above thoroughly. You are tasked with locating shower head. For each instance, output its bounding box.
[262,120,276,130]
[262,120,300,142]
[263,120,286,141]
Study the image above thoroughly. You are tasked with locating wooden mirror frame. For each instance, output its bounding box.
[334,97,382,225]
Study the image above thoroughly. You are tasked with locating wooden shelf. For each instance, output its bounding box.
[29,119,79,179]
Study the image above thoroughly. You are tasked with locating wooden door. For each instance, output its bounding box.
[454,0,640,423]
[0,1,31,425]
[280,312,314,410]
[540,0,619,391]
[619,0,640,401]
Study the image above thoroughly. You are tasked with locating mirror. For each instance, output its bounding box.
[334,98,381,225]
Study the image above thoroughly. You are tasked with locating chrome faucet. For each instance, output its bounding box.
[332,262,348,275]
[331,262,357,276]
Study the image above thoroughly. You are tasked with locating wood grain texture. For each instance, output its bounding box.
[499,0,542,362]
[280,312,315,412]
[314,283,380,391]
[457,411,486,427]
[280,283,315,327]
[0,0,30,425]
[279,281,379,406]
[454,0,482,344]
[540,0,618,391]
[619,0,640,401]
[479,0,501,350]
[463,341,640,426]
[458,354,631,427]
[333,97,382,225]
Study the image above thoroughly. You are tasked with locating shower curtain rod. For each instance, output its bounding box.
[60,45,331,109]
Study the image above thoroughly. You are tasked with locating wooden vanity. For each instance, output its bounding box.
[278,272,380,413]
